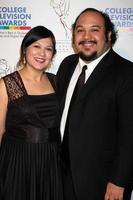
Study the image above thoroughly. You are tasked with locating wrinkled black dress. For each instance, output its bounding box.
[0,71,63,200]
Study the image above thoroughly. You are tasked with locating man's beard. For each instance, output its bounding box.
[79,51,97,62]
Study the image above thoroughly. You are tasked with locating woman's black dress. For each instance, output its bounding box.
[0,71,63,200]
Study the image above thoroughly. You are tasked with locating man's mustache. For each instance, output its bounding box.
[79,40,97,45]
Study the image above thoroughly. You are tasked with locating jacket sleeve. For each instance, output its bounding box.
[110,63,133,187]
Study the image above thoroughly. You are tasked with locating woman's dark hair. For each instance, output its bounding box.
[17,25,56,68]
[72,8,118,46]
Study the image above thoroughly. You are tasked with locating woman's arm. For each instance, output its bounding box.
[0,79,8,144]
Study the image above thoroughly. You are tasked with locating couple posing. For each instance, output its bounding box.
[0,7,133,200]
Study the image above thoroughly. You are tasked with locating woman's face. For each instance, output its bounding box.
[25,38,54,71]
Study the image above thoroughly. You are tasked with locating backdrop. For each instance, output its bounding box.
[0,0,133,77]
[0,1,133,198]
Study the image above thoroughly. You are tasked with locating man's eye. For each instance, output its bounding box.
[76,29,83,33]
[92,29,99,32]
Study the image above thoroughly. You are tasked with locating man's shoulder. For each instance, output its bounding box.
[111,49,133,66]
[60,53,78,65]
[110,50,133,79]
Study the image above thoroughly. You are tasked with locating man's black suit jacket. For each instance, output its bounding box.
[57,49,133,199]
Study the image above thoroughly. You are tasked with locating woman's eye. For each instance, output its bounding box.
[77,29,83,33]
[46,48,53,52]
[34,45,40,48]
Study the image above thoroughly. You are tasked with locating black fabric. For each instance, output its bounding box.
[57,50,133,200]
[62,65,87,169]
[62,172,77,200]
[0,71,63,200]
[69,65,87,108]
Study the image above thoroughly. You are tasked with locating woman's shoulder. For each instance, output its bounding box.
[0,77,4,88]
[46,71,56,77]
[46,72,56,82]
[46,72,57,91]
[0,77,7,99]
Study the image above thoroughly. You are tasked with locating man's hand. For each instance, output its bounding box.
[104,182,124,200]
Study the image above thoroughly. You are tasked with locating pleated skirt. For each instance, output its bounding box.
[0,135,63,200]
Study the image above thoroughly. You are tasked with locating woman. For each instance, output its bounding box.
[0,26,63,200]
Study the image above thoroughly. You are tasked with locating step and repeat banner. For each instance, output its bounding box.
[0,0,133,198]
[0,0,133,78]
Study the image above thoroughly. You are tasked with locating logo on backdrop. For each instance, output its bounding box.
[0,59,17,78]
[0,58,17,78]
[105,7,133,33]
[50,0,73,56]
[0,6,31,30]
[0,59,9,78]
[50,0,71,38]
[0,6,31,39]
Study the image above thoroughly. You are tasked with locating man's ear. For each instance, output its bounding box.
[108,31,112,43]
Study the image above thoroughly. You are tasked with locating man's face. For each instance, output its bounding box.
[73,11,111,63]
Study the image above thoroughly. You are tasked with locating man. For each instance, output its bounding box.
[57,8,133,200]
